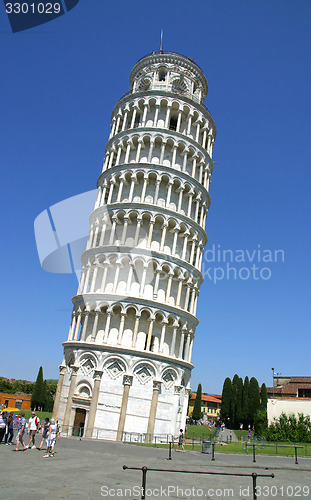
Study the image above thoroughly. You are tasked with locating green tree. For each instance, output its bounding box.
[254,409,268,436]
[260,383,268,411]
[232,376,243,429]
[249,377,261,425]
[220,377,232,424]
[266,413,311,442]
[192,383,202,421]
[242,376,250,427]
[31,367,46,410]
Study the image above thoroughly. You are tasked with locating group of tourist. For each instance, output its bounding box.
[0,410,59,458]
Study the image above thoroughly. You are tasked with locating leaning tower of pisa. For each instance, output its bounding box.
[53,51,216,440]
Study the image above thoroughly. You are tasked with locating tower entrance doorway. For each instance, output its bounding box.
[73,408,86,437]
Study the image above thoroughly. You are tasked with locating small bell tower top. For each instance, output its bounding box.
[129,51,208,104]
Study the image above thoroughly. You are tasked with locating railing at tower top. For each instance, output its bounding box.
[134,51,205,74]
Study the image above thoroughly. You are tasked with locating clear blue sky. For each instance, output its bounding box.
[1,0,310,394]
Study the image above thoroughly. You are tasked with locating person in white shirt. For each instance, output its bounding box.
[26,411,40,449]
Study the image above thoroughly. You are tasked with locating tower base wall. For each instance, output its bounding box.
[56,344,191,441]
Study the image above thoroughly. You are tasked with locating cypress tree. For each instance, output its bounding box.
[220,377,232,423]
[234,377,244,429]
[249,377,261,425]
[41,379,48,410]
[192,383,202,421]
[31,366,45,411]
[231,374,239,428]
[242,376,250,427]
[260,383,268,411]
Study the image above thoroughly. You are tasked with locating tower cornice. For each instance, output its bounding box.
[112,89,216,135]
[97,163,212,206]
[89,202,208,244]
[62,340,194,370]
[104,127,213,168]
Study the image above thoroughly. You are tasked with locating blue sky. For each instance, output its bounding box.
[1,0,310,394]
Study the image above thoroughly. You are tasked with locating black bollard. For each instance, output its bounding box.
[167,441,172,460]
[141,466,148,500]
[252,472,257,500]
[294,446,298,465]
[211,442,215,461]
[253,444,256,463]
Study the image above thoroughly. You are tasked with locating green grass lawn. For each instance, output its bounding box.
[233,429,248,440]
[132,439,311,457]
[185,425,215,440]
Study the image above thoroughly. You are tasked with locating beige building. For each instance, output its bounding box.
[188,393,221,421]
[267,376,311,424]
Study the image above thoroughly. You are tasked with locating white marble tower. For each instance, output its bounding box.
[53,51,216,440]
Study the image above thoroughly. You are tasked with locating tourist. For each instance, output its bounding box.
[26,411,41,449]
[248,428,252,441]
[38,417,50,451]
[0,412,6,443]
[4,412,14,445]
[44,417,59,458]
[15,412,27,451]
[175,428,185,452]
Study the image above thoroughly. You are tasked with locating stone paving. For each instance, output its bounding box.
[1,437,311,499]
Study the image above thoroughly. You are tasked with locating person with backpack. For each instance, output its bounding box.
[26,411,41,449]
[4,412,14,445]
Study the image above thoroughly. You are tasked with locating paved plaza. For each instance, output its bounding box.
[1,437,311,499]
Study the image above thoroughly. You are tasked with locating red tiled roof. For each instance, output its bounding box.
[289,377,311,383]
[190,393,222,404]
[267,377,311,397]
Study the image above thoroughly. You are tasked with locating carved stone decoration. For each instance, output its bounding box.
[153,380,162,391]
[134,364,154,385]
[78,384,91,398]
[174,385,183,395]
[162,369,176,389]
[123,374,133,386]
[80,356,96,376]
[105,359,125,379]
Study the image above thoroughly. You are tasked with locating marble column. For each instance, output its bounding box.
[80,311,90,341]
[62,365,79,432]
[86,370,103,438]
[91,310,100,341]
[146,381,161,442]
[52,365,66,419]
[116,375,133,441]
